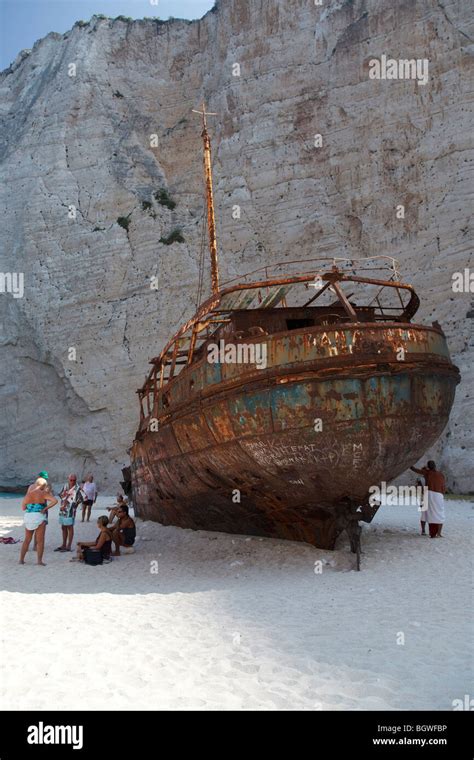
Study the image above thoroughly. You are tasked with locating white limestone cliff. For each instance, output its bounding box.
[0,0,472,491]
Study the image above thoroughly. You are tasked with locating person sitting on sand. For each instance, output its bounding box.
[106,493,128,513]
[411,460,446,538]
[55,474,85,552]
[19,478,58,566]
[73,516,112,563]
[108,505,136,556]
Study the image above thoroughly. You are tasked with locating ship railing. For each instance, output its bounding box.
[220,256,401,288]
[137,315,230,421]
[136,261,418,417]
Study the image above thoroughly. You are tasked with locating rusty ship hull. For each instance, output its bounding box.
[131,315,459,550]
[129,112,460,560]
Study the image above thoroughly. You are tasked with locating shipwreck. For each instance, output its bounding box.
[128,106,460,567]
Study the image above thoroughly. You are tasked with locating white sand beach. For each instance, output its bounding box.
[0,494,472,711]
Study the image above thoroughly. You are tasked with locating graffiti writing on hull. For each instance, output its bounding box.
[242,440,343,468]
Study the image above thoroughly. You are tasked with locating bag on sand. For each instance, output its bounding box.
[83,548,103,566]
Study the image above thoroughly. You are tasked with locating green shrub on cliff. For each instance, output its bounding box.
[160,228,184,245]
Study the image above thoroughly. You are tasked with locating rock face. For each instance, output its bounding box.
[0,0,472,492]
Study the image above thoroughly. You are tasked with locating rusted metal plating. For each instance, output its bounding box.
[130,260,460,559]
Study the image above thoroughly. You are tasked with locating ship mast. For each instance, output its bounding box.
[192,103,219,294]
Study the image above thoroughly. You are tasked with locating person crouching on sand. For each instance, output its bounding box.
[19,477,58,565]
[411,460,446,538]
[108,505,136,556]
[73,516,112,563]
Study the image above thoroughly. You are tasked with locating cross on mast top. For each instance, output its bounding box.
[192,102,218,133]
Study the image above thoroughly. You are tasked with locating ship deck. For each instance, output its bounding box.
[136,256,421,423]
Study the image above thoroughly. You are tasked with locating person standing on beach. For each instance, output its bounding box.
[55,474,84,552]
[19,477,58,565]
[415,478,427,535]
[410,461,446,538]
[26,471,51,550]
[82,474,97,522]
